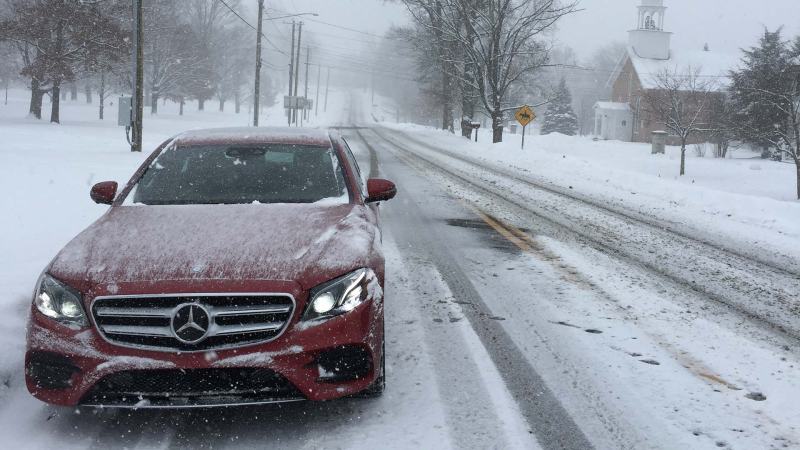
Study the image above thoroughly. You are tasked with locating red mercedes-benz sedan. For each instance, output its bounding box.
[25,127,396,408]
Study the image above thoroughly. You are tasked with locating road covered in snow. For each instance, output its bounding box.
[0,89,799,449]
[347,122,800,449]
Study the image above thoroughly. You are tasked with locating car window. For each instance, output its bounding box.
[126,143,349,205]
[342,139,367,197]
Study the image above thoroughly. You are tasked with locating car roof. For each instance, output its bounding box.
[172,127,334,148]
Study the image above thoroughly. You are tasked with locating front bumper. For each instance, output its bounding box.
[25,284,384,408]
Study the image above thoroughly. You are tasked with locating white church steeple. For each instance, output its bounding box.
[628,0,672,60]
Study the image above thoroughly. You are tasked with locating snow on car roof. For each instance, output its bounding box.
[173,127,334,147]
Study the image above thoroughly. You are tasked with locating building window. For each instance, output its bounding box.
[621,120,627,127]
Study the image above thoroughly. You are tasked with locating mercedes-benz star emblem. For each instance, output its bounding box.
[171,303,210,344]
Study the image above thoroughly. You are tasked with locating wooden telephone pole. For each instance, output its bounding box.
[315,63,321,117]
[287,21,295,126]
[253,0,264,127]
[131,0,144,152]
[324,67,330,112]
[292,22,303,125]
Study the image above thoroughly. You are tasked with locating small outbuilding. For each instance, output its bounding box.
[594,102,632,141]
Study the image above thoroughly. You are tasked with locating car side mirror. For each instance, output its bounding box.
[366,178,397,203]
[90,181,118,205]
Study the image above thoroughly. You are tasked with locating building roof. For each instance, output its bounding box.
[628,46,740,90]
[595,102,631,111]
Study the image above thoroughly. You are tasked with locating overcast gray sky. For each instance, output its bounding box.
[254,0,800,64]
[555,0,800,59]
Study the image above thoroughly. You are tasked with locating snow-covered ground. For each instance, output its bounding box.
[363,123,800,449]
[379,121,800,270]
[3,87,800,449]
[0,88,538,449]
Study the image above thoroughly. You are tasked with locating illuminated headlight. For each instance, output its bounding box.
[304,269,374,322]
[33,274,88,327]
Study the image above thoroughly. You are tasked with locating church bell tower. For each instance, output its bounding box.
[628,0,672,60]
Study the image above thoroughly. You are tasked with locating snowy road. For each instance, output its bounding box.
[343,123,800,449]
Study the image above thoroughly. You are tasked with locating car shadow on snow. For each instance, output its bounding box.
[44,398,381,449]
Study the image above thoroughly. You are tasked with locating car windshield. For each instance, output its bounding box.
[127,143,349,205]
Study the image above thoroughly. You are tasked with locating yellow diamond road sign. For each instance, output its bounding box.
[515,105,536,127]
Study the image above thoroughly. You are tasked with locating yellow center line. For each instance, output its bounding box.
[381,132,537,254]
[389,137,748,395]
[453,198,540,254]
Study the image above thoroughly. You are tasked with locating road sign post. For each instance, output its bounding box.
[515,105,536,150]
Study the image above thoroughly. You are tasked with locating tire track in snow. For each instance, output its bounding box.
[354,130,595,450]
[371,127,800,341]
[382,127,800,277]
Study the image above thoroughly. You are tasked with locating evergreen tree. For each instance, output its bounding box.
[541,78,578,136]
[729,28,793,157]
[729,28,800,199]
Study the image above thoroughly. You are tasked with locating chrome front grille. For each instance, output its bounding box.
[91,294,295,351]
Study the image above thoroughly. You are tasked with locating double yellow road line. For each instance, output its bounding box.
[465,202,541,255]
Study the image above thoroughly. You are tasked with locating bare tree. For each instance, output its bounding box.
[642,67,718,176]
[442,0,579,142]
[0,42,21,105]
[0,0,124,122]
[211,25,250,112]
[706,94,734,158]
[143,0,205,114]
[402,0,458,133]
[180,0,240,111]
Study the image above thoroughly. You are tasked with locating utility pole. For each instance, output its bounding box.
[131,0,144,152]
[292,22,303,126]
[287,21,295,126]
[253,0,264,127]
[324,67,330,112]
[302,46,309,126]
[315,63,321,117]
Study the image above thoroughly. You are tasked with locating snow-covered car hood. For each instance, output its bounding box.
[48,203,380,291]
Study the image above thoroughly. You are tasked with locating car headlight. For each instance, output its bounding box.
[304,269,375,322]
[33,274,88,327]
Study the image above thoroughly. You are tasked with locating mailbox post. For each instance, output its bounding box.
[471,122,481,142]
[651,131,667,154]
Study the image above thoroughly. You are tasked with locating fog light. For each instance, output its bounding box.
[315,346,372,382]
[26,351,81,390]
[312,292,336,314]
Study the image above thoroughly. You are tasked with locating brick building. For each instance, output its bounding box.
[594,0,736,144]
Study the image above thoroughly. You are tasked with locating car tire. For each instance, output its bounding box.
[358,323,385,398]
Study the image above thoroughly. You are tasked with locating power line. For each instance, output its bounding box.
[217,0,258,33]
[216,0,290,57]
[265,5,402,40]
